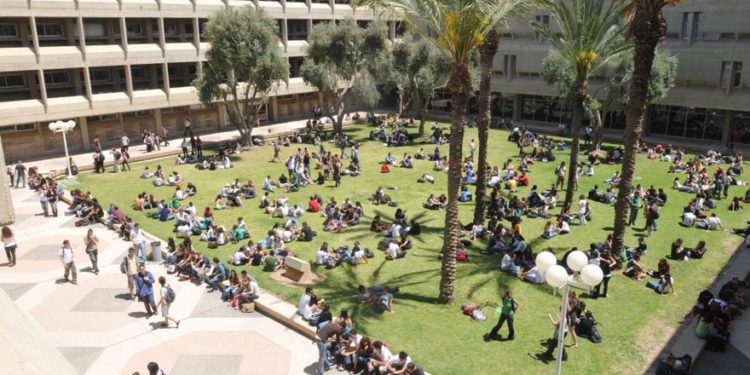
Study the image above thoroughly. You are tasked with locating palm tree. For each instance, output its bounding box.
[474,0,542,226]
[357,0,511,304]
[533,0,631,208]
[611,0,680,256]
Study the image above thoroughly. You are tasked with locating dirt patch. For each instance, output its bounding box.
[620,315,676,375]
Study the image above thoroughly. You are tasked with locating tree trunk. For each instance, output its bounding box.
[418,106,427,138]
[335,94,345,135]
[563,87,584,209]
[473,30,499,225]
[612,3,666,257]
[438,64,470,305]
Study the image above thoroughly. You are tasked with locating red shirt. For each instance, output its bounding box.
[309,199,320,212]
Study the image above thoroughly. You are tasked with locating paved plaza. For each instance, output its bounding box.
[1,187,332,375]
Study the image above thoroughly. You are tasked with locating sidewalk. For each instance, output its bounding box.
[0,187,333,375]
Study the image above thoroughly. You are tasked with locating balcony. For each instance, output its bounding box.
[164,43,199,63]
[38,46,84,70]
[0,47,37,73]
[86,45,127,67]
[286,40,307,57]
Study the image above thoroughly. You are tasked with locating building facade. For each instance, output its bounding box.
[0,0,390,161]
[485,0,750,147]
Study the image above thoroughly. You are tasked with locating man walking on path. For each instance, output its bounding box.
[84,228,100,274]
[121,247,139,299]
[134,264,156,317]
[157,276,181,328]
[14,160,26,188]
[183,116,193,137]
[59,240,77,285]
[121,133,130,152]
[484,291,519,341]
[130,223,147,263]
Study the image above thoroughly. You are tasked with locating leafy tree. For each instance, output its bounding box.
[300,18,388,134]
[533,0,631,208]
[193,6,288,147]
[611,0,682,257]
[375,34,450,136]
[474,0,542,225]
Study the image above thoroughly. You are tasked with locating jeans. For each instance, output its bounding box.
[63,261,77,283]
[41,201,49,216]
[5,246,16,265]
[15,174,26,188]
[489,313,515,339]
[208,275,225,291]
[628,208,639,225]
[49,200,58,216]
[142,293,156,314]
[317,340,331,375]
[135,242,147,263]
[593,275,610,297]
[88,250,99,273]
[578,213,587,225]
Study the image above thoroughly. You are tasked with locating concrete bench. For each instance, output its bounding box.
[282,256,313,283]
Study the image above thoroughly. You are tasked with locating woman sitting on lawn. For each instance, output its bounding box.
[542,221,558,238]
[324,208,344,232]
[349,241,369,269]
[434,156,448,171]
[215,195,227,210]
[372,186,389,205]
[371,215,387,232]
[400,154,414,168]
[424,194,442,210]
[729,196,743,211]
[624,254,646,280]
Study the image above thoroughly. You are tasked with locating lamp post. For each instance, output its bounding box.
[48,120,76,178]
[535,250,603,375]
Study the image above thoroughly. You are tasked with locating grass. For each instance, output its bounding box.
[77,124,748,374]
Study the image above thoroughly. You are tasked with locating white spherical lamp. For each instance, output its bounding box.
[566,250,588,272]
[545,265,569,289]
[66,120,76,129]
[48,121,58,131]
[580,264,604,287]
[535,251,557,273]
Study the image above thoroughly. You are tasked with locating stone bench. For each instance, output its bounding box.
[282,256,313,283]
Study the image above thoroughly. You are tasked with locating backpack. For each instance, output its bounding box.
[165,284,176,304]
[462,303,477,315]
[120,256,128,274]
[471,309,487,321]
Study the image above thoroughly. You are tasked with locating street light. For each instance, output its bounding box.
[536,249,603,375]
[48,120,76,178]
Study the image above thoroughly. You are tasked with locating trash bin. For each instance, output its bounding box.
[151,241,162,263]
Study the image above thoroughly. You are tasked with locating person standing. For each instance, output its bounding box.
[84,228,100,274]
[46,183,59,217]
[92,135,102,152]
[469,139,476,160]
[121,247,140,299]
[645,201,659,237]
[271,140,281,162]
[59,240,77,285]
[183,116,193,137]
[628,193,641,226]
[14,160,26,188]
[316,317,342,375]
[157,276,181,328]
[160,126,169,146]
[2,226,17,267]
[130,223,147,263]
[39,187,49,217]
[195,136,203,158]
[484,291,519,341]
[538,311,568,361]
[134,264,156,317]
[121,149,131,171]
[121,133,130,152]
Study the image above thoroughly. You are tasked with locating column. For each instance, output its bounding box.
[154,108,163,132]
[78,116,91,150]
[512,95,522,123]
[37,70,48,108]
[0,136,15,225]
[29,16,40,63]
[217,103,227,129]
[162,63,170,99]
[270,96,279,122]
[157,17,166,58]
[125,64,134,103]
[82,66,93,108]
[119,17,129,59]
[192,18,200,56]
[722,110,732,145]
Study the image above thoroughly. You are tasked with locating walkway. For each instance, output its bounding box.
[0,187,329,375]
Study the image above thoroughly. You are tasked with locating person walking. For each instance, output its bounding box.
[147,362,166,375]
[84,228,100,274]
[47,183,59,217]
[2,226,17,267]
[134,264,156,317]
[195,136,203,158]
[121,149,131,171]
[181,138,189,159]
[39,188,49,217]
[157,276,181,328]
[484,291,519,341]
[271,140,281,162]
[183,116,193,137]
[121,133,130,152]
[120,247,140,299]
[14,160,26,188]
[59,240,77,285]
[130,223,147,263]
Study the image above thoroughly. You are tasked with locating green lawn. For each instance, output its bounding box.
[78,124,747,374]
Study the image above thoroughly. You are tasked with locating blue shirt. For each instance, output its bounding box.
[134,271,155,297]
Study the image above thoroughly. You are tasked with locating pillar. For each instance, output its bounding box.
[512,95,522,123]
[722,110,733,145]
[78,116,91,150]
[154,108,163,133]
[217,103,228,129]
[270,96,278,122]
[0,136,15,225]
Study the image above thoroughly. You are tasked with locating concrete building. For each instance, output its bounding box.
[483,0,749,147]
[0,0,390,161]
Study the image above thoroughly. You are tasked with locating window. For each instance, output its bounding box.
[681,12,689,40]
[185,23,194,35]
[0,73,25,88]
[89,68,110,82]
[36,23,64,37]
[691,12,701,40]
[127,23,144,37]
[44,71,71,85]
[0,23,19,37]
[84,23,106,38]
[534,15,549,40]
[164,22,178,36]
[122,110,151,118]
[162,106,186,114]
[504,55,517,79]
[287,20,308,41]
[131,66,148,80]
[277,94,295,102]
[86,114,118,123]
[0,123,36,134]
[720,61,743,89]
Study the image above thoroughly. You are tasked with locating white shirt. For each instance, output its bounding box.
[184,119,191,128]
[247,280,260,296]
[707,216,721,229]
[316,249,329,265]
[386,243,400,259]
[121,135,129,146]
[130,228,144,244]
[59,246,74,264]
[298,293,311,315]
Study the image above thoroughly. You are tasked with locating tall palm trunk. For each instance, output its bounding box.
[612,3,666,256]
[563,82,585,208]
[473,30,500,225]
[438,64,470,304]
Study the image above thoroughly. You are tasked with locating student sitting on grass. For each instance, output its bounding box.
[417,173,435,184]
[385,240,406,260]
[371,215,387,232]
[542,221,558,238]
[696,213,725,232]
